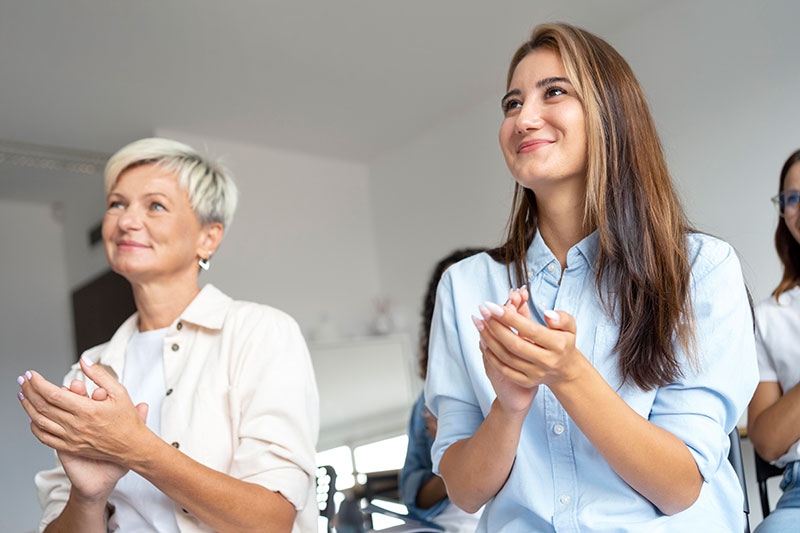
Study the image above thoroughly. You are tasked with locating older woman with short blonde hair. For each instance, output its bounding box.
[17,138,319,533]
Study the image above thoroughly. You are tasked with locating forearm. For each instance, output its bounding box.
[439,399,526,513]
[43,488,108,533]
[415,475,448,510]
[749,382,800,462]
[130,434,295,532]
[551,360,702,515]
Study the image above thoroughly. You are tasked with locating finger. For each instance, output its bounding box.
[21,372,90,417]
[19,372,81,423]
[543,309,576,334]
[28,421,70,451]
[135,402,149,423]
[19,396,67,437]
[479,323,543,377]
[483,348,537,388]
[69,380,88,397]
[79,357,124,397]
[91,388,109,401]
[482,301,563,350]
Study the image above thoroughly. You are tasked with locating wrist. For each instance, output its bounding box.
[491,396,532,422]
[549,354,595,397]
[69,486,111,510]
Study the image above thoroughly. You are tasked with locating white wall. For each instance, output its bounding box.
[368,0,800,347]
[0,199,74,533]
[155,129,383,339]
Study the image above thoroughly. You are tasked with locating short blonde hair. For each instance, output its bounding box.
[104,137,238,228]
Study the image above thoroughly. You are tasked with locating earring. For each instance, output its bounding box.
[199,257,210,271]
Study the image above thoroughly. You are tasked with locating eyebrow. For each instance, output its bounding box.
[501,76,573,107]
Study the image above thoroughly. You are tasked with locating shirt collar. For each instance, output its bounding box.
[179,284,232,330]
[525,230,599,278]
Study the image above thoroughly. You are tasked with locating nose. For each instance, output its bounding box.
[117,205,143,231]
[515,100,545,134]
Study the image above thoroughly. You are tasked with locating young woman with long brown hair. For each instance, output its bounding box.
[748,149,800,532]
[424,23,757,531]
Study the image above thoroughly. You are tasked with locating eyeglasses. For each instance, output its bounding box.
[772,190,800,217]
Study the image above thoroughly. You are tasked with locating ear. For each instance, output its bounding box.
[197,222,224,260]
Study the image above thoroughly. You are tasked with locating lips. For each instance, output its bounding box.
[116,239,149,249]
[517,139,554,153]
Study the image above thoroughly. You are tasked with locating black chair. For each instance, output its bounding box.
[754,450,784,518]
[317,465,338,532]
[728,429,750,533]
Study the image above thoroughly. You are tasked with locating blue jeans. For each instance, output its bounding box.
[755,461,800,532]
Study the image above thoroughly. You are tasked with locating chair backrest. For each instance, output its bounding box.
[753,450,784,518]
[317,465,338,531]
[727,429,750,533]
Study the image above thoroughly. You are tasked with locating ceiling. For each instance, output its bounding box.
[0,0,664,163]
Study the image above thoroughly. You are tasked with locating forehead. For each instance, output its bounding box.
[785,162,800,190]
[110,162,182,194]
[509,48,567,88]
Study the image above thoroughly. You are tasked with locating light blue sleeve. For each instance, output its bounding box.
[398,394,448,519]
[424,271,485,475]
[648,242,758,482]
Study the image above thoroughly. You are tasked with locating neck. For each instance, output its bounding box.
[535,182,589,269]
[129,270,201,331]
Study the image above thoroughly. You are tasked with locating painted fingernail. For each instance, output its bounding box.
[520,285,528,294]
[479,339,487,350]
[27,416,31,423]
[471,315,485,331]
[478,305,491,320]
[544,310,560,323]
[80,355,94,367]
[17,391,24,401]
[485,301,505,317]
[25,371,32,380]
[17,376,24,386]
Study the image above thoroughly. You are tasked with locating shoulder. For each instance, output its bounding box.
[686,233,738,276]
[225,298,302,335]
[755,287,800,333]
[440,251,507,290]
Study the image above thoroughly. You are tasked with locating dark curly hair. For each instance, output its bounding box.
[418,248,486,379]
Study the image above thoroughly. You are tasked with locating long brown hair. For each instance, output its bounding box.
[492,23,694,390]
[773,149,800,299]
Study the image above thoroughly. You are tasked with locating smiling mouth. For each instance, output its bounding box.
[517,139,553,154]
[117,240,149,249]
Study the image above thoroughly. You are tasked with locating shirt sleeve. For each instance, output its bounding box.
[399,394,448,520]
[648,242,759,483]
[227,309,320,512]
[754,306,779,382]
[425,271,485,475]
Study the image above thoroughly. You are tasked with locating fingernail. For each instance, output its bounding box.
[25,371,32,380]
[520,285,528,294]
[17,391,24,401]
[17,376,24,386]
[479,339,487,350]
[27,416,31,423]
[478,305,491,320]
[81,355,94,367]
[544,310,560,323]
[485,301,505,317]
[471,315,485,331]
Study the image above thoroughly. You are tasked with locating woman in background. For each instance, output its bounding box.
[17,138,319,533]
[749,149,800,531]
[425,23,757,531]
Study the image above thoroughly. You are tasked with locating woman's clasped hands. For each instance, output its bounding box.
[17,358,150,502]
[471,286,587,413]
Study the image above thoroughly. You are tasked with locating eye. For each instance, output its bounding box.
[544,86,568,99]
[150,202,166,211]
[502,99,523,116]
[108,200,124,210]
[787,192,800,207]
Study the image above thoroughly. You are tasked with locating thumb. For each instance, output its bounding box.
[80,356,122,395]
[543,309,576,334]
[135,402,149,423]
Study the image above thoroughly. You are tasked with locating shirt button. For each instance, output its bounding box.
[559,494,571,505]
[166,388,173,396]
[171,343,179,352]
[176,322,182,330]
[527,269,533,279]
[547,263,556,273]
[540,301,548,309]
[171,441,180,449]
[553,423,565,435]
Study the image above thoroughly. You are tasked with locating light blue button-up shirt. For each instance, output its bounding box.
[425,231,758,532]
